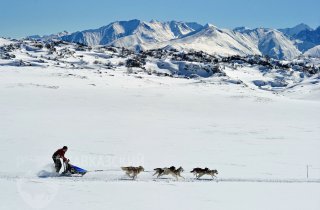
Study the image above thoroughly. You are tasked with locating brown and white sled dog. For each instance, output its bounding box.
[190,167,218,179]
[121,166,144,179]
[153,166,184,180]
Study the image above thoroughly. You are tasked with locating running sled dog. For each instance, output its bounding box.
[121,166,144,180]
[153,166,185,180]
[190,167,218,179]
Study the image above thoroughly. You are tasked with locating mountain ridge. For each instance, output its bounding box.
[26,20,320,60]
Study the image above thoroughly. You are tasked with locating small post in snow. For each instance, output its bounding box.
[306,165,309,179]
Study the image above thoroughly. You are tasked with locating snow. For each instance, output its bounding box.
[0,63,320,209]
[304,45,320,57]
[146,25,260,57]
[0,37,14,46]
[0,37,319,209]
[253,29,301,59]
[1,180,320,210]
[146,26,301,60]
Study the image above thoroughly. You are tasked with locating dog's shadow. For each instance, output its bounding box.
[118,176,138,181]
[194,178,218,182]
[155,177,171,180]
[152,177,175,182]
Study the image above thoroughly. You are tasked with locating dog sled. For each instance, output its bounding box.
[61,162,87,176]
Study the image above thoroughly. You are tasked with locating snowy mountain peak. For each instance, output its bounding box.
[295,23,313,30]
[279,23,313,37]
[233,26,251,32]
[111,19,141,35]
[61,19,203,48]
[28,20,318,59]
[204,23,217,29]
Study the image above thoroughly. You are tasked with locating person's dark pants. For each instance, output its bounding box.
[52,157,62,173]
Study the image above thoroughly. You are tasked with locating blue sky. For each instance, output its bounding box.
[1,0,319,38]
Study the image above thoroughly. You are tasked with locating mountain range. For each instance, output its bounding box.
[28,20,320,60]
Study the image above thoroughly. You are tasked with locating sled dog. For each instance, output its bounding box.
[121,166,144,179]
[153,166,175,178]
[190,167,218,179]
[153,166,184,180]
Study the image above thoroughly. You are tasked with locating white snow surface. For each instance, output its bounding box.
[0,38,320,210]
[0,63,320,209]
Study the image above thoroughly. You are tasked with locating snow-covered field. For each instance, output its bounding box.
[0,65,320,210]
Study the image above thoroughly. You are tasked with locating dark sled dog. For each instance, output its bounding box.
[190,167,218,179]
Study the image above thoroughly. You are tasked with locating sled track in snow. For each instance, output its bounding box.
[0,174,319,184]
[46,177,320,184]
